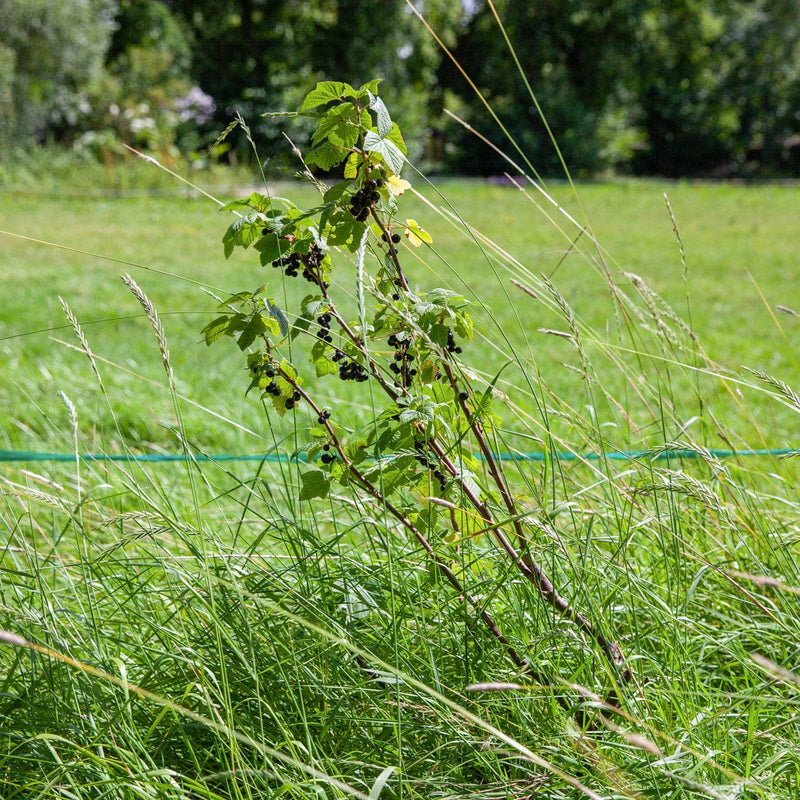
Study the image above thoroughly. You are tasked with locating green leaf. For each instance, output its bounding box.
[216,291,252,309]
[299,470,331,501]
[279,359,299,383]
[345,437,368,465]
[454,312,474,341]
[290,313,311,342]
[306,141,348,171]
[220,192,272,214]
[386,122,407,156]
[323,180,352,204]
[311,339,338,377]
[268,301,290,338]
[343,152,360,179]
[312,103,367,149]
[223,212,266,257]
[201,315,232,346]
[357,79,382,97]
[255,234,289,265]
[364,131,405,174]
[237,313,267,351]
[299,81,356,112]
[406,219,433,246]
[325,209,367,250]
[369,92,392,138]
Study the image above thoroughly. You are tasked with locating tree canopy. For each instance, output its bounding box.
[2,0,800,177]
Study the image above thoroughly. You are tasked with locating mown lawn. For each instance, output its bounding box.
[2,178,799,456]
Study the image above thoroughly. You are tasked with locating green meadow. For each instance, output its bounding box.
[3,179,799,455]
[3,174,800,799]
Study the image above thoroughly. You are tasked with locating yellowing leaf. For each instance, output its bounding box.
[387,175,411,196]
[404,219,432,247]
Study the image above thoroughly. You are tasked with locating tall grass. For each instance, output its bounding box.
[3,14,800,800]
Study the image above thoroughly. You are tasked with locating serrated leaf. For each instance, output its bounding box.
[223,211,267,257]
[345,437,368,465]
[271,395,288,416]
[312,103,361,148]
[302,296,328,317]
[201,315,232,346]
[279,359,299,383]
[299,470,331,501]
[363,131,405,174]
[387,175,411,196]
[220,192,272,214]
[398,408,421,424]
[323,180,352,204]
[369,92,392,138]
[299,81,356,112]
[255,234,289,265]
[325,210,367,249]
[311,339,337,377]
[357,79,382,97]
[237,313,268,351]
[306,141,348,171]
[217,291,252,308]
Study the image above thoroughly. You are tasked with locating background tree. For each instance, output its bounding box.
[73,0,203,158]
[716,0,800,174]
[168,0,466,165]
[629,0,737,176]
[0,0,116,146]
[2,0,800,177]
[438,0,651,176]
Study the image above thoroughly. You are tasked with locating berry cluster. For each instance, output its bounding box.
[250,358,272,377]
[316,312,333,344]
[381,231,401,245]
[271,244,329,289]
[257,365,302,412]
[349,179,382,221]
[320,442,337,465]
[335,355,369,382]
[445,328,462,355]
[387,333,417,389]
[317,409,331,425]
[284,389,302,410]
[413,440,447,494]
